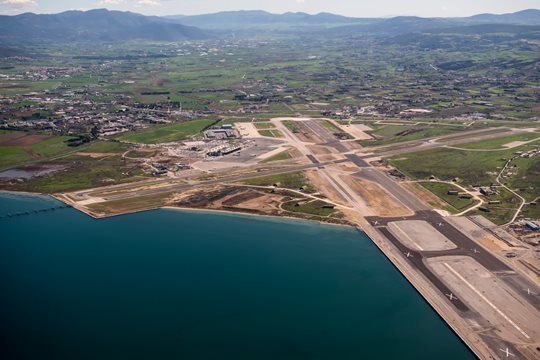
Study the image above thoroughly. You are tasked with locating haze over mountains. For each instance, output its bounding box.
[0,8,539,44]
[0,9,206,44]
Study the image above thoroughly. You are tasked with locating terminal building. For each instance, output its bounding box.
[204,125,239,140]
[207,144,242,157]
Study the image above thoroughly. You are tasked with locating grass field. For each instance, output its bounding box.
[389,137,538,183]
[244,171,312,191]
[521,204,540,221]
[262,150,292,163]
[321,120,340,132]
[0,134,76,169]
[506,155,540,202]
[389,148,506,186]
[282,200,336,217]
[254,122,275,130]
[258,129,284,138]
[118,119,216,144]
[282,121,299,133]
[12,154,145,193]
[359,124,465,146]
[469,187,520,225]
[418,182,477,214]
[390,135,540,223]
[81,141,128,153]
[456,132,540,150]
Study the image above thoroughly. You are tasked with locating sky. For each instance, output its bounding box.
[1,0,539,17]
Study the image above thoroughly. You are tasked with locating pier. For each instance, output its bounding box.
[0,204,72,220]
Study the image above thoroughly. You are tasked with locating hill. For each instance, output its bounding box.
[168,9,540,33]
[166,10,378,30]
[468,9,540,25]
[0,9,208,44]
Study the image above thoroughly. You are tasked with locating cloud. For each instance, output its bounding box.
[136,0,161,5]
[2,0,36,4]
[96,0,161,7]
[99,0,125,5]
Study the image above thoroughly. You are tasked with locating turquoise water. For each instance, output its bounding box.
[0,193,476,360]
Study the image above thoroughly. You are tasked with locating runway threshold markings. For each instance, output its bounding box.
[443,263,531,340]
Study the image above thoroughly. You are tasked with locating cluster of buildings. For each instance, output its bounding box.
[0,89,206,138]
[515,147,540,159]
[0,66,83,82]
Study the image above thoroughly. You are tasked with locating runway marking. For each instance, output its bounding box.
[443,263,530,340]
[391,224,425,251]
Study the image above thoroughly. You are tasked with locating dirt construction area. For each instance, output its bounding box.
[235,123,261,138]
[388,220,457,251]
[343,176,413,217]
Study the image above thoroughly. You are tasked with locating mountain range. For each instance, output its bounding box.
[169,9,540,31]
[0,9,206,44]
[0,8,539,44]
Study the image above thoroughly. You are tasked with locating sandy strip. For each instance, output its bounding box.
[341,124,373,140]
[235,123,261,138]
[257,146,290,160]
[503,141,529,148]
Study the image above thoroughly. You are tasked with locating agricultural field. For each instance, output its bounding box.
[0,131,77,169]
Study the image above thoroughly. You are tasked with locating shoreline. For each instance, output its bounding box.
[0,191,359,231]
[163,206,359,230]
[0,189,49,197]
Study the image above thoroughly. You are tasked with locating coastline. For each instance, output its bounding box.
[0,189,50,197]
[163,206,359,230]
[0,191,358,231]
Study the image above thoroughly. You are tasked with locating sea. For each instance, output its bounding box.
[0,192,476,360]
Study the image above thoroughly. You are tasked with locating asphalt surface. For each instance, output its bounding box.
[367,211,540,313]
